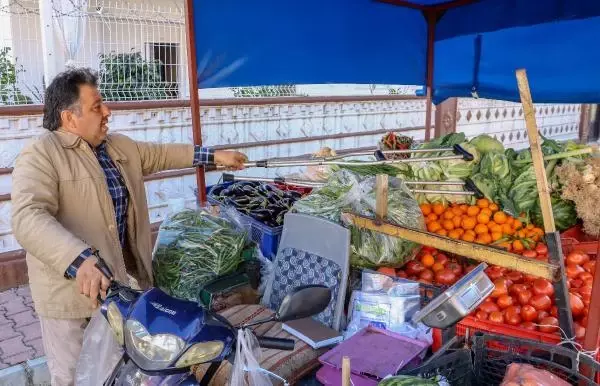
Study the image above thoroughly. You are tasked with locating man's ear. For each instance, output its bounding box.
[60,110,75,130]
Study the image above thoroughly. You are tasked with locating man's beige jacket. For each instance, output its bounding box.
[11,129,194,319]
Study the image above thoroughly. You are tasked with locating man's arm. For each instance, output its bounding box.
[135,140,247,176]
[11,145,91,275]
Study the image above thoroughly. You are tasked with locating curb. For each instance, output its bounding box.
[0,357,49,386]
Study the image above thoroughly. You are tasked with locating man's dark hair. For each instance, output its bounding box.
[42,68,99,131]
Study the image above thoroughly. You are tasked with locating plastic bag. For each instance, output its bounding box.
[292,169,425,268]
[230,329,288,386]
[152,208,247,302]
[74,310,123,386]
[378,374,449,386]
[500,364,570,386]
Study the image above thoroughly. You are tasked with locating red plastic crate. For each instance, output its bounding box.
[272,182,313,196]
[561,225,600,256]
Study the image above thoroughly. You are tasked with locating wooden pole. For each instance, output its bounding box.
[515,68,574,339]
[184,0,207,203]
[375,174,389,220]
[342,356,351,386]
[424,11,436,141]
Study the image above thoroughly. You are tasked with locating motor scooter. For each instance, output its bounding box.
[84,257,332,385]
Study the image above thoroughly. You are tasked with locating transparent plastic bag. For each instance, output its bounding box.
[230,329,288,386]
[75,310,123,386]
[152,208,247,302]
[293,169,425,268]
[500,363,570,386]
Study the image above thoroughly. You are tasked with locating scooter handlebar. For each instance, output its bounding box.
[256,336,295,351]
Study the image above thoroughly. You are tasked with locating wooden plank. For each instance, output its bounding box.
[342,357,351,386]
[375,174,389,219]
[345,213,558,280]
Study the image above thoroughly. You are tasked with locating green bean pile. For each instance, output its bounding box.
[152,209,246,302]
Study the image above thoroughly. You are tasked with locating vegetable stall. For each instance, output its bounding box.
[152,0,600,384]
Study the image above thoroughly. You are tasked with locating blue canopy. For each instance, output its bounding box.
[192,0,600,104]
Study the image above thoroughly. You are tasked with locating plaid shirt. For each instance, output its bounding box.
[65,144,215,278]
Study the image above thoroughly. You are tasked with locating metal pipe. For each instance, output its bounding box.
[242,155,463,169]
[404,181,465,186]
[411,189,474,195]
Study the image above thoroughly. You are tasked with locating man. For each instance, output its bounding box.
[10,68,247,385]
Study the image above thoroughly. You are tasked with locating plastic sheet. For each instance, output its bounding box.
[152,208,247,302]
[292,170,425,268]
[230,329,288,386]
[500,364,571,386]
[74,311,123,386]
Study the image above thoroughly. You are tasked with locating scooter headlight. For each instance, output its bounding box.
[125,319,185,371]
[175,341,224,368]
[106,302,124,345]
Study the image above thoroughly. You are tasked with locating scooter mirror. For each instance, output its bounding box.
[275,285,332,322]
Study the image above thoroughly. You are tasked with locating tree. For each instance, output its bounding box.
[0,47,33,105]
[98,51,176,101]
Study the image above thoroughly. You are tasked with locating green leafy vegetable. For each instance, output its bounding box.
[439,142,480,179]
[531,194,578,231]
[469,134,504,154]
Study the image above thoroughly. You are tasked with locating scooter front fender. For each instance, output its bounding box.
[104,357,195,386]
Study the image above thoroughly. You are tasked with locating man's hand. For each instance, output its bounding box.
[76,258,111,308]
[214,150,247,170]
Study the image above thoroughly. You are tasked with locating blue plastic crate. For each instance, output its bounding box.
[204,182,284,260]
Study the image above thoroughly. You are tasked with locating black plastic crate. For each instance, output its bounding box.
[401,347,473,386]
[472,333,600,385]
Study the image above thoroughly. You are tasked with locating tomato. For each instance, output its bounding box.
[566,263,585,279]
[479,301,500,314]
[520,305,538,322]
[578,271,593,282]
[475,310,489,320]
[532,279,554,297]
[578,285,592,303]
[419,269,434,282]
[520,321,537,331]
[538,316,559,333]
[583,260,596,274]
[488,311,504,323]
[421,246,437,255]
[486,267,505,281]
[395,269,408,278]
[537,310,549,322]
[581,316,589,327]
[570,293,585,317]
[506,271,524,284]
[550,306,558,318]
[530,294,552,311]
[566,250,590,266]
[574,322,586,340]
[523,273,540,283]
[521,250,537,259]
[405,260,425,276]
[435,269,457,285]
[535,243,549,255]
[464,265,478,274]
[517,290,532,306]
[447,261,463,277]
[569,279,583,289]
[509,284,529,295]
[377,267,396,276]
[491,278,510,298]
[435,253,449,265]
[497,294,514,309]
[505,306,522,325]
[419,278,432,284]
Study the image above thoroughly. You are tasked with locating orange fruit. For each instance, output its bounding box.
[420,204,432,215]
[513,219,523,230]
[461,217,477,230]
[493,211,507,224]
[421,253,435,268]
[436,229,448,237]
[502,223,514,235]
[443,211,455,220]
[426,213,439,223]
[467,206,480,217]
[452,216,463,228]
[517,229,528,238]
[461,232,476,242]
[490,224,503,234]
[479,233,492,244]
[480,208,493,217]
[448,230,461,239]
[432,262,445,272]
[487,220,498,228]
[455,228,465,236]
[497,241,512,251]
[428,221,442,233]
[465,229,477,237]
[442,220,455,231]
[474,223,489,235]
[452,207,463,216]
[459,204,469,213]
[477,213,490,224]
[506,217,514,225]
[526,224,534,230]
[477,198,490,208]
[489,203,499,212]
[491,231,503,241]
[512,240,524,252]
[432,203,445,215]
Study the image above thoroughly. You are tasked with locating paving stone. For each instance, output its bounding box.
[0,361,8,370]
[2,349,35,366]
[0,289,15,307]
[2,297,28,317]
[0,336,26,358]
[0,313,13,327]
[17,322,41,343]
[15,287,30,298]
[11,310,37,329]
[0,325,18,342]
[25,337,44,358]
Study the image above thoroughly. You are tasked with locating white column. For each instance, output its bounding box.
[38,0,64,85]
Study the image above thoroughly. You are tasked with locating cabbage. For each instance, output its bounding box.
[478,152,512,188]
[531,195,578,231]
[470,173,498,201]
[411,160,444,181]
[470,134,504,154]
[508,167,538,214]
[439,142,481,179]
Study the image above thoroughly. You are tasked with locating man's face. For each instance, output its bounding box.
[62,84,111,147]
